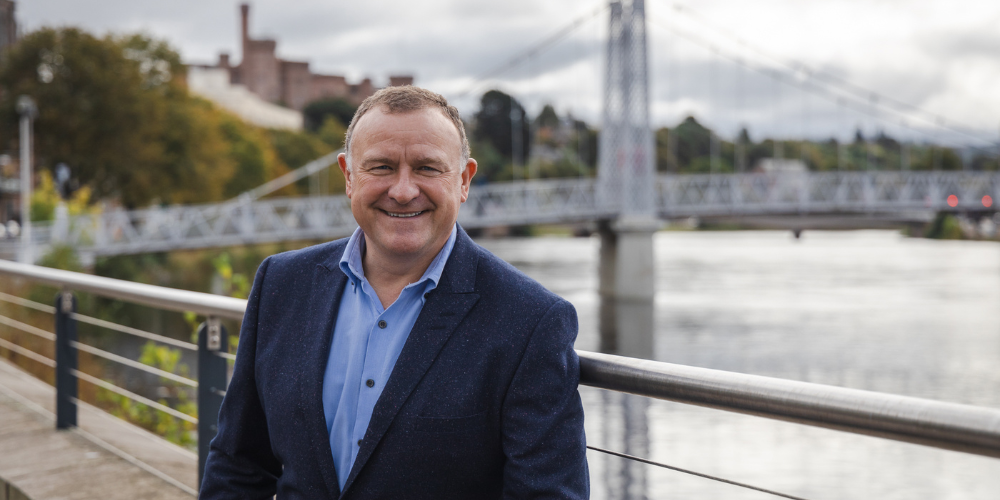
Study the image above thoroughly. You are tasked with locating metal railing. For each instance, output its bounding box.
[1,259,1000,497]
[0,260,243,495]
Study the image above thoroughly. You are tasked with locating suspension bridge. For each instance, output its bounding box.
[2,2,1000,500]
[3,0,998,266]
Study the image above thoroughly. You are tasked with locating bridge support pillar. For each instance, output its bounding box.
[598,216,659,361]
[598,216,660,301]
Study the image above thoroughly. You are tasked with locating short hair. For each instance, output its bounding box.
[344,85,470,170]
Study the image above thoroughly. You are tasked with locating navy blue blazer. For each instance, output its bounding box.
[200,227,589,499]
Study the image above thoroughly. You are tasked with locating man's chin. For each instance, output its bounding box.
[368,234,436,260]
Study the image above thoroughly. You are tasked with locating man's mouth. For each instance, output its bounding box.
[384,210,424,218]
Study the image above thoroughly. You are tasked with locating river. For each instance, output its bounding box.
[477,230,1000,500]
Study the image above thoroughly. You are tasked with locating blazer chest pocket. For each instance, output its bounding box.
[409,411,487,434]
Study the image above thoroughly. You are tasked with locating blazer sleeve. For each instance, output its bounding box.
[501,299,590,499]
[200,257,281,499]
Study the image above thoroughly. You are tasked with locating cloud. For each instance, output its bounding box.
[16,0,1000,144]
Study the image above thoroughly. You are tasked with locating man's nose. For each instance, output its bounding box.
[387,167,420,204]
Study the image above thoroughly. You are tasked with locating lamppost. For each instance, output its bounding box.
[17,95,37,264]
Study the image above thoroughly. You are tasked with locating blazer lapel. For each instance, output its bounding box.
[340,227,481,496]
[302,245,350,499]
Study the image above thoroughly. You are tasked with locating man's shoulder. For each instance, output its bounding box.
[262,237,348,276]
[464,239,562,307]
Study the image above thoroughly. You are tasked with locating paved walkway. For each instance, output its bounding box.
[0,358,197,499]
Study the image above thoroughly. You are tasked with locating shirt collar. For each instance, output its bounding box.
[339,224,458,289]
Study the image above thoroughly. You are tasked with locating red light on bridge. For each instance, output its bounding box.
[984,195,994,208]
[947,195,958,207]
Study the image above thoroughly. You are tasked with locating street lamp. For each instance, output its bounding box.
[17,95,37,264]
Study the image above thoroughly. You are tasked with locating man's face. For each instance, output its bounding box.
[338,107,477,264]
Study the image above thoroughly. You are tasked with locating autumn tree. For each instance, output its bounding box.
[0,28,315,209]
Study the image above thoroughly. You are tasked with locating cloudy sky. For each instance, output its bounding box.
[19,0,1000,148]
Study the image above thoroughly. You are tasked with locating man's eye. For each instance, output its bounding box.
[419,166,440,173]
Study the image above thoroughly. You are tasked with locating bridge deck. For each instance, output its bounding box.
[0,359,196,499]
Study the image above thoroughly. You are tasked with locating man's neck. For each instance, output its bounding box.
[361,239,445,309]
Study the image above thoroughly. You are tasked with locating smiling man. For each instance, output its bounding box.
[200,86,589,499]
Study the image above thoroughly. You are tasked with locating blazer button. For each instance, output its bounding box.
[378,320,387,329]
[357,439,362,446]
[366,379,375,388]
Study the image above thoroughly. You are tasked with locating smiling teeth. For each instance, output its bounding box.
[388,211,423,218]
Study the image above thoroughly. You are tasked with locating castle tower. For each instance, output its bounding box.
[240,3,249,59]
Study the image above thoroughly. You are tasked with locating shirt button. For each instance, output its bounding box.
[357,439,362,446]
[366,379,375,388]
[378,320,387,329]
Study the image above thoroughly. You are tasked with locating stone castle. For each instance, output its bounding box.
[210,3,412,111]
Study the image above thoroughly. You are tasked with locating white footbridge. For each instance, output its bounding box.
[3,170,997,258]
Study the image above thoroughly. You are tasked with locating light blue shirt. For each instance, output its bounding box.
[322,225,457,490]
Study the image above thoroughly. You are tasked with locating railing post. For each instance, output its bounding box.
[197,317,228,489]
[54,290,77,429]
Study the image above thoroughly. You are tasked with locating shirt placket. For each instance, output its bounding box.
[353,279,387,451]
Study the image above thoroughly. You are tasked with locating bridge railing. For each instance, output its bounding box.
[657,171,1000,217]
[2,172,998,260]
[1,259,1000,496]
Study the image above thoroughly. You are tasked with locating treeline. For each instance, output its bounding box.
[655,116,996,173]
[468,90,597,183]
[465,91,998,184]
[0,28,344,212]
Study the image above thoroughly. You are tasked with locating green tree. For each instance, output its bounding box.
[317,115,347,149]
[534,104,560,131]
[303,98,357,132]
[469,140,509,183]
[98,341,197,447]
[670,116,712,170]
[473,90,531,165]
[0,29,247,207]
[0,29,159,205]
[571,119,598,171]
[267,127,341,194]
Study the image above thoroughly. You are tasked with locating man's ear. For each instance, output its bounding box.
[338,153,353,198]
[460,158,478,203]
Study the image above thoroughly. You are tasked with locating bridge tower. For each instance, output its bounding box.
[598,0,659,304]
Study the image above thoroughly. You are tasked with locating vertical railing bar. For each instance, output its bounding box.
[54,290,78,429]
[197,316,228,490]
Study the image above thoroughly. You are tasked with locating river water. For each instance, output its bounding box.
[477,230,1000,500]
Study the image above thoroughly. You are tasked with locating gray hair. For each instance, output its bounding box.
[344,85,470,171]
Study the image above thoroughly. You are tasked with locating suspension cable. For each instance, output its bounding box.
[663,2,996,146]
[454,2,608,99]
[650,17,988,152]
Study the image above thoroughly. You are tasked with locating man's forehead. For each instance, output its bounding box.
[353,106,460,144]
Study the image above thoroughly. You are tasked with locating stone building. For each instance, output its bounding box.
[214,4,413,110]
[0,0,16,54]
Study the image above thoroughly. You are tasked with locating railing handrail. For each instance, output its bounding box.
[2,260,1000,459]
[578,351,1000,459]
[0,259,245,320]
